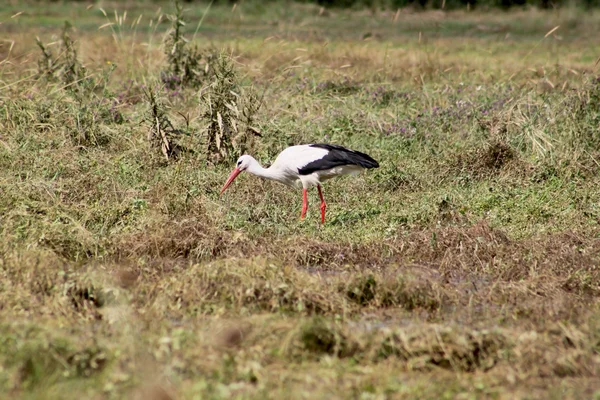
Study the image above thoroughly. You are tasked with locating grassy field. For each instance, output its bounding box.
[1,1,600,398]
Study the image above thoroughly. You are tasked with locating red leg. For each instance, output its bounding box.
[317,185,326,224]
[301,188,308,219]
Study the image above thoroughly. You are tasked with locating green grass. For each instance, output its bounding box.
[1,1,600,399]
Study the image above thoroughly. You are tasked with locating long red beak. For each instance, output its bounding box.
[220,167,242,195]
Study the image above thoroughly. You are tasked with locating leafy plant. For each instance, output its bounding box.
[162,0,213,90]
[145,87,187,161]
[34,22,122,146]
[201,54,263,163]
[35,22,88,88]
[60,22,87,87]
[35,37,59,81]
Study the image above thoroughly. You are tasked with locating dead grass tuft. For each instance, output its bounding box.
[343,271,447,312]
[378,272,446,311]
[298,318,359,357]
[401,221,511,265]
[68,285,105,311]
[142,258,347,316]
[345,274,377,305]
[116,219,228,260]
[377,325,506,372]
[286,238,387,270]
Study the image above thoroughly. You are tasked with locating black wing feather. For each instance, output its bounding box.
[298,144,379,175]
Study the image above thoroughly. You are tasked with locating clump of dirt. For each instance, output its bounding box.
[216,323,252,348]
[481,141,515,170]
[114,269,139,289]
[135,384,176,400]
[450,140,518,179]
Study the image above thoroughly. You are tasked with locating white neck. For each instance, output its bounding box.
[246,157,288,184]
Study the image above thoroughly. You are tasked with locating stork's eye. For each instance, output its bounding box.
[237,160,242,166]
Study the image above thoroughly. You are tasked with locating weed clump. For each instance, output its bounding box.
[566,76,600,149]
[59,22,87,87]
[36,22,87,86]
[201,54,262,163]
[162,0,213,91]
[69,89,123,146]
[35,38,59,81]
[34,22,123,146]
[145,87,189,161]
[36,21,94,90]
[150,258,344,315]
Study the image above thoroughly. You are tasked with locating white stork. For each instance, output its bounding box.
[220,144,379,223]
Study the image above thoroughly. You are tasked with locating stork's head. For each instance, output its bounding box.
[220,155,253,195]
[235,155,254,171]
